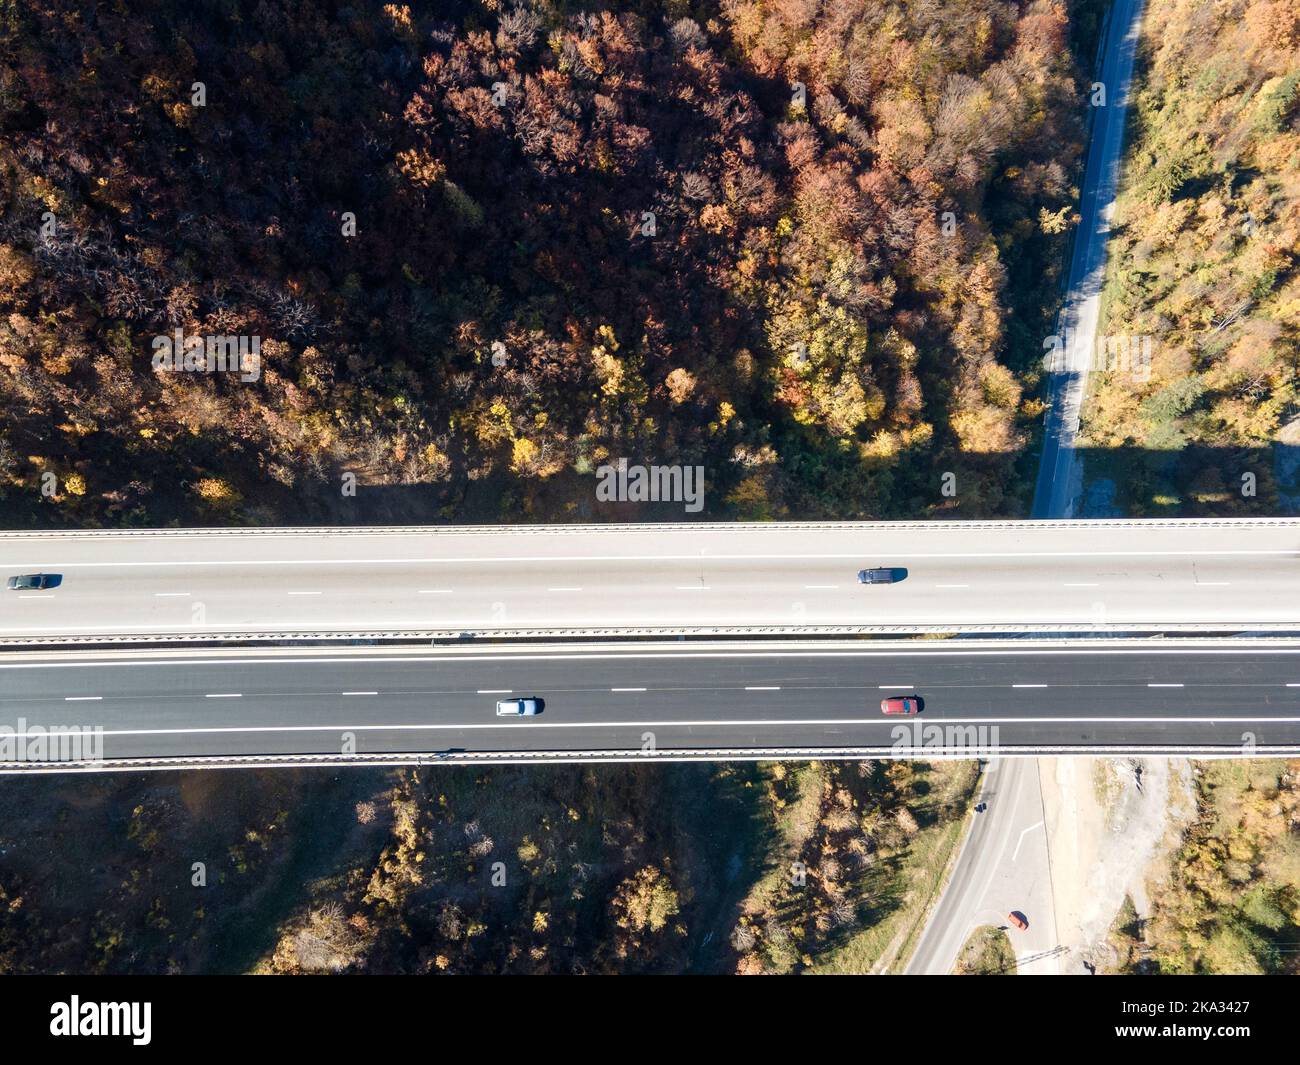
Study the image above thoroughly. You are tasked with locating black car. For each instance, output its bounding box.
[6,573,61,590]
[857,567,897,585]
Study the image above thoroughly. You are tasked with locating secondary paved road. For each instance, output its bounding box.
[3,642,1298,769]
[906,759,1059,974]
[1033,0,1148,518]
[3,518,1299,642]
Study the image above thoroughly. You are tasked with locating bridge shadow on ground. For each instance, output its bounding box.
[337,443,1300,525]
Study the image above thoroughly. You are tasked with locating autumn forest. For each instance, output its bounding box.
[0,0,1096,526]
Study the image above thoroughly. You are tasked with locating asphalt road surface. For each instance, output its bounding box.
[906,758,1060,974]
[3,518,1299,642]
[3,642,1298,769]
[1033,0,1148,518]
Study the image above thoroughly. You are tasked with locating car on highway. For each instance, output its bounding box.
[1007,911,1028,931]
[857,567,897,585]
[495,697,542,717]
[6,573,61,591]
[880,695,920,715]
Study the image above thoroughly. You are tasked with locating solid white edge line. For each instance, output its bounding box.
[13,714,1300,738]
[16,619,1300,635]
[9,549,1299,568]
[9,647,1300,670]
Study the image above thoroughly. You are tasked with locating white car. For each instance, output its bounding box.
[495,698,542,717]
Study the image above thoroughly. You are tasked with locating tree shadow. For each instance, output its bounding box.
[327,442,1300,524]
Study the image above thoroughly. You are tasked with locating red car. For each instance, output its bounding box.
[880,695,919,715]
[1008,911,1029,931]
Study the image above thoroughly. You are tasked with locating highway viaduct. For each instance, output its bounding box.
[2,519,1299,771]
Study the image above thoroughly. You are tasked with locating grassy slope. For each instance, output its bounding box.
[954,923,1018,974]
[723,759,979,975]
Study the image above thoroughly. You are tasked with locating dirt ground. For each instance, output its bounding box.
[1040,757,1196,972]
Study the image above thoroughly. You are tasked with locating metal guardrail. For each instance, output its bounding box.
[4,744,1298,775]
[4,516,1300,538]
[6,623,1300,647]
